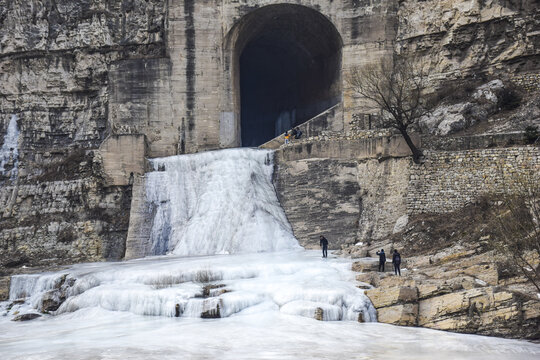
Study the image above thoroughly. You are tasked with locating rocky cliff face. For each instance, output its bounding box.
[0,0,167,276]
[348,203,540,339]
[397,0,540,82]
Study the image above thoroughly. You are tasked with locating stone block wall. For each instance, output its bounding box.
[421,133,527,152]
[408,147,540,214]
[511,73,540,93]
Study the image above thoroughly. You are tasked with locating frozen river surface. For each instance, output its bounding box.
[1,251,539,360]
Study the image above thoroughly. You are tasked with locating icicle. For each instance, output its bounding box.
[0,115,20,179]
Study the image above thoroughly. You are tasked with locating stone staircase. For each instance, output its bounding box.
[259,103,343,150]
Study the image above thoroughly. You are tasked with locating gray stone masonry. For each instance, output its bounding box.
[408,147,540,214]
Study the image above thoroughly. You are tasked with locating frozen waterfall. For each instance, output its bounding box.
[0,115,19,179]
[145,148,300,256]
[1,148,376,324]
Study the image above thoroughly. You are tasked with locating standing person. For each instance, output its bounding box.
[376,249,386,272]
[319,235,329,258]
[284,131,290,145]
[392,249,402,276]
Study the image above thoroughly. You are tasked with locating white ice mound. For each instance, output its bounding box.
[2,252,376,323]
[146,148,301,256]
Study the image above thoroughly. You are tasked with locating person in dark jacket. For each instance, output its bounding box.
[290,128,298,139]
[392,249,402,276]
[376,249,386,272]
[319,235,329,258]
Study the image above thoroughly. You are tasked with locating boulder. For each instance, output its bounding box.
[365,286,418,308]
[356,272,380,287]
[12,313,41,321]
[472,80,503,103]
[377,304,418,326]
[419,103,472,135]
[314,307,324,321]
[392,215,409,234]
[352,258,396,273]
[437,113,468,135]
[41,291,63,313]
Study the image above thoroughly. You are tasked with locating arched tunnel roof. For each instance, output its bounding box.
[233,4,343,61]
[226,4,343,147]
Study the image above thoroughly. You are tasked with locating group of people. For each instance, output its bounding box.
[376,249,402,276]
[284,127,302,145]
[319,236,402,276]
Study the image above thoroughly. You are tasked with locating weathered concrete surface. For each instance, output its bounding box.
[99,134,147,186]
[357,157,410,242]
[274,157,361,249]
[260,104,343,150]
[124,176,156,260]
[108,58,176,158]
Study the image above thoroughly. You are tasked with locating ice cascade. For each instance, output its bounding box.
[0,147,382,346]
[146,148,300,256]
[0,115,19,179]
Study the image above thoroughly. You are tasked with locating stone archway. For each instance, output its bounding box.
[224,4,343,147]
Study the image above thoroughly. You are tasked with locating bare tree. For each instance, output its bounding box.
[347,58,429,164]
[489,168,540,292]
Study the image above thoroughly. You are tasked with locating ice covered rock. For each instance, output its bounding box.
[12,313,41,321]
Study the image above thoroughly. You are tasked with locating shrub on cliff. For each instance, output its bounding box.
[497,85,522,111]
[525,125,539,144]
[488,168,540,293]
[346,57,428,164]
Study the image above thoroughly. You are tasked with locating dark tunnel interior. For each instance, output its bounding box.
[238,5,342,147]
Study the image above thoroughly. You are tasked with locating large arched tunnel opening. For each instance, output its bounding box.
[234,5,342,147]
